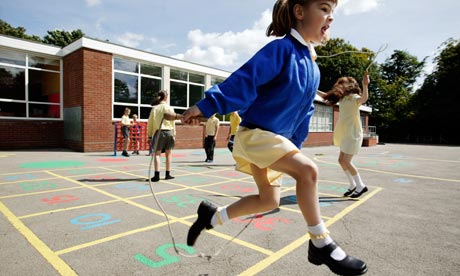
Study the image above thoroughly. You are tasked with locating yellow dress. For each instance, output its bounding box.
[232,127,300,185]
[333,94,363,155]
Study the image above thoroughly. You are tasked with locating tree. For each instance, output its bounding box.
[410,38,460,144]
[316,38,375,91]
[42,29,85,47]
[369,50,424,142]
[0,19,41,42]
[1,19,84,47]
[380,50,425,91]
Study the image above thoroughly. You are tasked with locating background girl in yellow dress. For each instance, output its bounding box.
[318,72,370,198]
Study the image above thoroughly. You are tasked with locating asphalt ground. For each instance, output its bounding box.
[0,143,459,276]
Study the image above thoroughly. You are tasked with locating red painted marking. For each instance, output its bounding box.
[42,195,80,204]
[233,214,290,231]
[97,158,128,162]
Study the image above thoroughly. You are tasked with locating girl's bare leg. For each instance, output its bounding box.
[165,149,172,171]
[338,151,357,175]
[269,152,321,226]
[226,164,280,219]
[154,151,161,172]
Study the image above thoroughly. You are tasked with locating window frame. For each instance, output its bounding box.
[0,49,62,120]
[112,56,163,120]
[309,103,333,132]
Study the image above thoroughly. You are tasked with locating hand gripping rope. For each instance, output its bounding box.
[317,43,388,71]
[147,115,253,261]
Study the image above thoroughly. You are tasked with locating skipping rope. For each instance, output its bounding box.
[317,43,388,71]
[147,115,253,261]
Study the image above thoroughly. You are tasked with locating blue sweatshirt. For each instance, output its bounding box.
[196,33,320,148]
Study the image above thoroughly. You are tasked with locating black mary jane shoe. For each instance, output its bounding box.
[187,201,217,246]
[343,187,356,197]
[308,240,367,275]
[350,187,368,198]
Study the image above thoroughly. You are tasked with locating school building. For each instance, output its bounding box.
[0,34,376,152]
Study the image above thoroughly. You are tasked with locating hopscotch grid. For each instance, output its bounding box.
[41,170,281,256]
[18,199,121,219]
[17,185,201,219]
[54,214,197,256]
[0,186,84,199]
[96,166,343,222]
[0,176,68,186]
[0,161,379,276]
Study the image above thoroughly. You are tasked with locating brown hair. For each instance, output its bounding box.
[152,90,168,105]
[266,0,338,37]
[322,77,361,105]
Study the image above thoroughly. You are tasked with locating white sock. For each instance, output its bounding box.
[308,221,333,247]
[308,221,346,261]
[210,206,229,227]
[344,170,356,190]
[352,173,366,191]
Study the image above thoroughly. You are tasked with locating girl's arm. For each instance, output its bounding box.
[214,121,219,140]
[317,90,327,99]
[358,72,370,105]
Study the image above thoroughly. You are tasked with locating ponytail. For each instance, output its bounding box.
[266,0,293,37]
[153,90,168,105]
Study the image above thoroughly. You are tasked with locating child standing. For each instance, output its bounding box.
[120,107,131,157]
[182,0,367,275]
[226,111,241,152]
[147,90,178,181]
[131,114,141,155]
[204,114,220,163]
[318,73,370,198]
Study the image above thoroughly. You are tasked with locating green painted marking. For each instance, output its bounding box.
[20,161,86,169]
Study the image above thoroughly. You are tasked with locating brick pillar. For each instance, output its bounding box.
[63,48,113,152]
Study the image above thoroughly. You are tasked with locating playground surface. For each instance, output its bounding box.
[1,143,459,276]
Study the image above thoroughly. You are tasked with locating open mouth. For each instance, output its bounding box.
[321,25,330,35]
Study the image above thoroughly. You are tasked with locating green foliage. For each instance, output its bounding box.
[0,19,84,47]
[42,29,84,47]
[409,38,460,144]
[317,38,427,143]
[371,50,424,139]
[380,50,425,91]
[316,38,372,90]
[0,19,41,42]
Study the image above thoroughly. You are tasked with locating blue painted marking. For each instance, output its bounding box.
[393,178,413,184]
[115,182,149,191]
[70,213,121,230]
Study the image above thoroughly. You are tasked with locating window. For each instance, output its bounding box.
[113,57,162,119]
[211,76,225,86]
[169,69,205,114]
[0,48,61,119]
[310,104,333,132]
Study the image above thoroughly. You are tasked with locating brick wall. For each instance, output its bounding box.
[175,124,230,149]
[303,132,334,147]
[0,120,64,150]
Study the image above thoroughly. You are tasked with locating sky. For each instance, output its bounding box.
[1,0,460,78]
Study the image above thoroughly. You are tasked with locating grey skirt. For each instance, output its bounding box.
[151,130,175,152]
